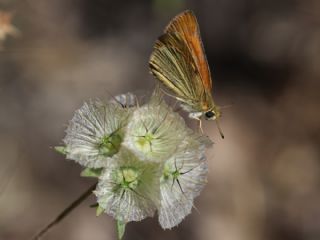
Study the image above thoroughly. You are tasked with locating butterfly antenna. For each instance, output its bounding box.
[215,119,224,139]
[220,104,233,109]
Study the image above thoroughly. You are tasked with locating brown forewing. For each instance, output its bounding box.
[164,10,213,91]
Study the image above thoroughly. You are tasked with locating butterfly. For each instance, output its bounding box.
[149,10,224,138]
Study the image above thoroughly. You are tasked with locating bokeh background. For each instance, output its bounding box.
[1,0,320,239]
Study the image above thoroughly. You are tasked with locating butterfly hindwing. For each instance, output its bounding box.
[149,32,205,111]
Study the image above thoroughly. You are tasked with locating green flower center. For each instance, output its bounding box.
[135,132,155,152]
[172,169,181,179]
[161,164,181,182]
[98,132,122,157]
[114,167,140,190]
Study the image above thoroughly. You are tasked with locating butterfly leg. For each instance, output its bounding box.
[189,112,204,133]
[198,119,204,133]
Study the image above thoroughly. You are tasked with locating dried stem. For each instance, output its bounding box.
[31,182,97,240]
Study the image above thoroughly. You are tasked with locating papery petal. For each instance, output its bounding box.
[63,100,131,168]
[95,148,162,222]
[124,97,189,162]
[158,134,211,229]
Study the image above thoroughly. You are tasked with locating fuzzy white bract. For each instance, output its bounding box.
[158,134,211,229]
[63,100,132,168]
[123,96,190,162]
[94,148,161,222]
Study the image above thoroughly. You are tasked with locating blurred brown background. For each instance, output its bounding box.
[0,0,320,239]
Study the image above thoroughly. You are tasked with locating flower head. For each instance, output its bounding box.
[94,148,162,222]
[123,94,190,162]
[63,99,132,168]
[158,134,211,229]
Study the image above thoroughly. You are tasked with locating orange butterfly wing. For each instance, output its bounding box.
[165,10,212,91]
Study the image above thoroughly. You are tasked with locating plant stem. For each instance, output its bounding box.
[117,220,126,240]
[31,182,97,240]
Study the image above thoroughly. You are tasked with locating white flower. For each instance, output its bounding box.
[123,95,190,162]
[94,148,162,222]
[63,100,132,168]
[59,91,214,232]
[158,134,211,229]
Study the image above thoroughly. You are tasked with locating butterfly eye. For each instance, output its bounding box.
[205,111,215,119]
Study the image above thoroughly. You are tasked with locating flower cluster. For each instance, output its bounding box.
[59,92,212,230]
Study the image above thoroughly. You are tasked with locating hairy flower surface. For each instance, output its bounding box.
[123,96,189,162]
[59,91,214,234]
[94,148,161,222]
[110,92,137,108]
[158,134,211,229]
[63,100,132,168]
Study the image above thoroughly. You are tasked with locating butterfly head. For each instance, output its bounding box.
[204,106,221,121]
[204,107,224,139]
